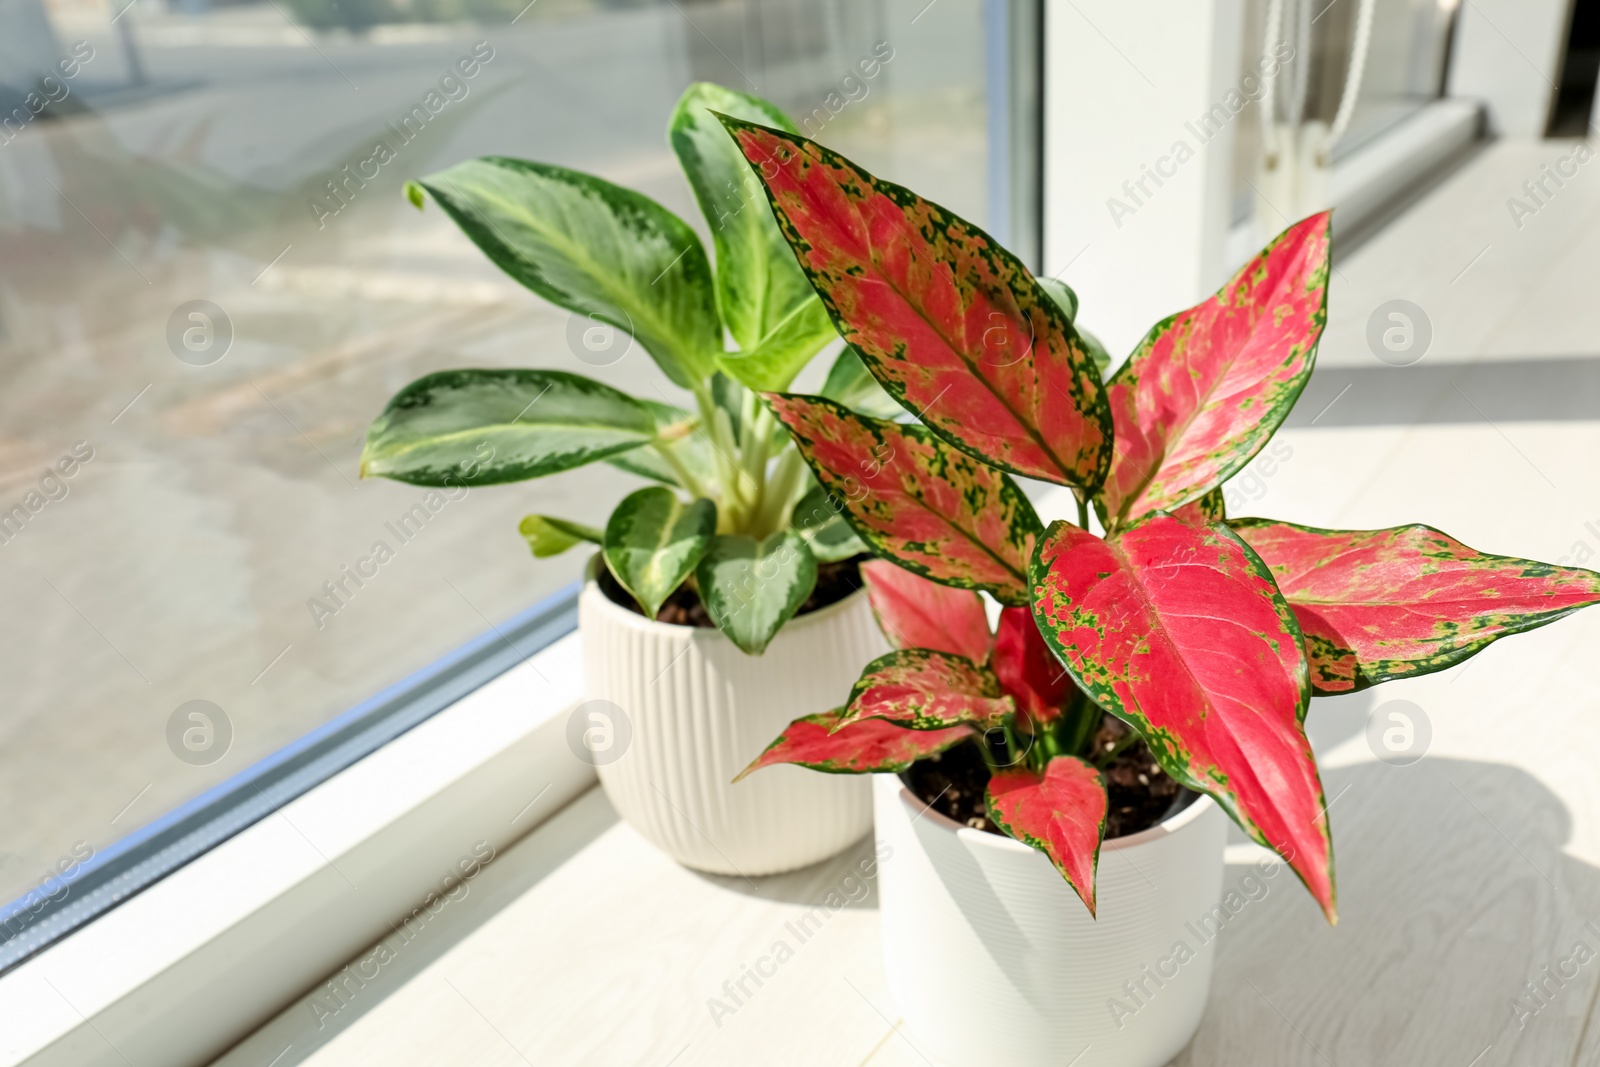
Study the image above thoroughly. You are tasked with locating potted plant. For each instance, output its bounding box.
[359,84,904,876]
[723,116,1600,1065]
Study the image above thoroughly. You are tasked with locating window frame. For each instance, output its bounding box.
[0,584,589,1067]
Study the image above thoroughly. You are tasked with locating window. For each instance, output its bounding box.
[1229,0,1458,224]
[0,0,1029,967]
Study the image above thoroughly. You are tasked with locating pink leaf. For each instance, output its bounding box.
[1234,519,1600,693]
[839,648,1014,732]
[767,393,1041,604]
[991,606,1072,728]
[1100,212,1330,526]
[735,710,972,781]
[986,756,1108,916]
[860,559,993,661]
[1030,514,1336,922]
[721,116,1111,488]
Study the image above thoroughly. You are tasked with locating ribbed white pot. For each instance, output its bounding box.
[579,577,887,876]
[875,773,1227,1067]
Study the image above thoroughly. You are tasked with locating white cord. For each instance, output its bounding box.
[1288,0,1312,139]
[1324,0,1378,161]
[1261,0,1285,166]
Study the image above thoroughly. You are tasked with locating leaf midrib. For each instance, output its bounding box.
[818,173,1083,482]
[461,175,711,372]
[370,419,655,464]
[1102,534,1298,825]
[1118,252,1315,515]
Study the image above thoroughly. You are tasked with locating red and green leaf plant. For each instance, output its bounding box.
[725,117,1600,923]
[358,85,907,655]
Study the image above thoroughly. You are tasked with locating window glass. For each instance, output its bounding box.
[0,0,1001,903]
[1231,0,1456,224]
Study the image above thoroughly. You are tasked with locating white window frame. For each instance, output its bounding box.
[0,627,590,1067]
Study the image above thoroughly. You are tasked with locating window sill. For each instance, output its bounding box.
[0,628,590,1067]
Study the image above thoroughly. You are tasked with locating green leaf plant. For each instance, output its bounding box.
[726,118,1600,922]
[361,84,898,655]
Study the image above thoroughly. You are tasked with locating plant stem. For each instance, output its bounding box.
[692,385,746,530]
[651,439,711,501]
[1075,490,1090,530]
[751,447,804,536]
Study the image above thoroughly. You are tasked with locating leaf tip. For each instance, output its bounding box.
[403,180,426,210]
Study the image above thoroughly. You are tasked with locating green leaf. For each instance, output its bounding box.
[1078,325,1114,379]
[1036,276,1079,321]
[669,83,834,388]
[415,157,721,388]
[404,180,426,209]
[710,372,786,453]
[362,369,662,487]
[718,299,836,392]
[819,346,904,420]
[605,398,717,490]
[791,483,867,563]
[696,530,818,654]
[602,487,717,618]
[519,515,602,558]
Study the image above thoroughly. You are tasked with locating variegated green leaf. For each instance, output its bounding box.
[696,530,818,655]
[414,157,720,387]
[604,397,716,489]
[603,487,716,618]
[819,345,905,420]
[790,484,867,563]
[670,83,834,389]
[519,514,602,558]
[362,369,661,487]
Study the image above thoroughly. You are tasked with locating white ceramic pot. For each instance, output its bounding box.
[578,576,887,876]
[874,773,1227,1067]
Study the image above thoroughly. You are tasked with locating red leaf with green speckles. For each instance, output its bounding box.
[1030,514,1335,922]
[992,606,1070,728]
[860,559,993,661]
[1100,213,1330,526]
[1171,487,1226,525]
[1233,519,1600,694]
[720,116,1112,489]
[767,393,1041,605]
[734,709,972,781]
[986,756,1107,916]
[838,648,1014,732]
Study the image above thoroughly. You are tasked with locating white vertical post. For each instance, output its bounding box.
[1041,0,1244,358]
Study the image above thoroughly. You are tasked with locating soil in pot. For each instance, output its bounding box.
[902,714,1198,840]
[597,553,867,627]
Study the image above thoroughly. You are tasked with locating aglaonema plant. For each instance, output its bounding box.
[358,84,900,654]
[723,115,1600,921]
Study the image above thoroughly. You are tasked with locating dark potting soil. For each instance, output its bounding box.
[901,714,1197,840]
[597,553,866,627]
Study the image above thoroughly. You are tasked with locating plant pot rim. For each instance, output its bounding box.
[580,555,869,641]
[886,778,1217,854]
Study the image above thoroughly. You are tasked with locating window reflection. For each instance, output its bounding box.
[0,0,996,903]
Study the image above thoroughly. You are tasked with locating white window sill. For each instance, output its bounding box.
[0,631,591,1067]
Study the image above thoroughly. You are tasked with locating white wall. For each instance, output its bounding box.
[1448,0,1575,137]
[1042,0,1244,359]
